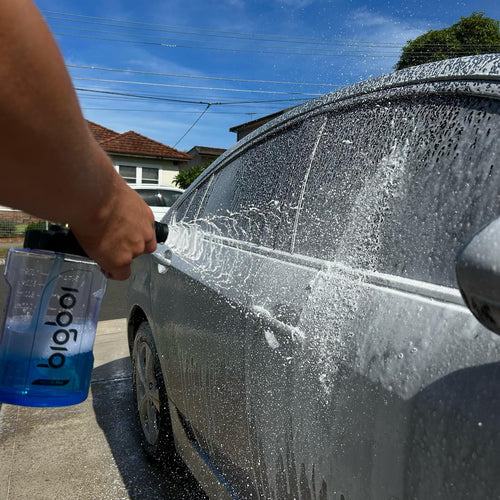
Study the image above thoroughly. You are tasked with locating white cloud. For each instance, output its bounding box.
[350,8,430,45]
[332,8,435,78]
[127,49,205,77]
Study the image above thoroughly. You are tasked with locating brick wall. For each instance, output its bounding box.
[0,210,42,225]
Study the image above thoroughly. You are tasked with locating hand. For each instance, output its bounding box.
[71,179,157,280]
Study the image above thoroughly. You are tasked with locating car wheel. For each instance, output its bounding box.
[132,321,176,462]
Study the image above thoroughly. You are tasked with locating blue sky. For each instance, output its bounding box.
[35,0,499,152]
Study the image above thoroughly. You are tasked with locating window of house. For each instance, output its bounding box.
[118,165,160,185]
[119,166,136,184]
[142,168,159,184]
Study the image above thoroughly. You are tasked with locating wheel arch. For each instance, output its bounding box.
[127,305,148,355]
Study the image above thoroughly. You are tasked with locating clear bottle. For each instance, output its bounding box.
[0,227,107,406]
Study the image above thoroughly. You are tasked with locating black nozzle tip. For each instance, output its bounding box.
[155,222,169,243]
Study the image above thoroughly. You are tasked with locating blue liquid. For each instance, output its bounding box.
[0,351,94,407]
[0,249,106,407]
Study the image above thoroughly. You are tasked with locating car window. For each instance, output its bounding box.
[199,159,241,236]
[160,190,183,207]
[294,93,500,288]
[171,193,191,222]
[182,183,210,222]
[136,189,166,207]
[200,117,324,247]
[135,189,182,208]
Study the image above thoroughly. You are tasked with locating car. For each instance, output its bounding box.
[131,185,184,221]
[127,54,500,499]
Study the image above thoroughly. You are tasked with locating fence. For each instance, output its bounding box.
[0,209,49,241]
[0,219,49,239]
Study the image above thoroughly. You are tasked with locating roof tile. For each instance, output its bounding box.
[87,120,119,143]
[87,121,190,160]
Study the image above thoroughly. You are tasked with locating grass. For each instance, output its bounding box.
[0,241,22,259]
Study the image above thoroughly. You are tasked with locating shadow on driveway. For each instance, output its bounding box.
[91,359,207,500]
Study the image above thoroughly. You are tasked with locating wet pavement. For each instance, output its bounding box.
[0,319,207,500]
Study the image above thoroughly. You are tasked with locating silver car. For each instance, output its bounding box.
[127,54,500,499]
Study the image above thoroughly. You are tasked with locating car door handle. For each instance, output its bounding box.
[254,304,301,359]
[153,245,172,273]
[272,303,300,327]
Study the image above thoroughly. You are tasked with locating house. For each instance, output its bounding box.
[0,122,191,230]
[88,121,191,186]
[229,110,287,141]
[184,146,226,170]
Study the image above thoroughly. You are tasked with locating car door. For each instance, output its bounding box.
[150,167,259,497]
[151,114,326,496]
[245,80,500,499]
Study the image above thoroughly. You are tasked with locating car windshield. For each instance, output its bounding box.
[137,189,182,207]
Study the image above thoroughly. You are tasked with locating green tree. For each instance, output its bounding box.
[395,12,500,70]
[173,160,213,189]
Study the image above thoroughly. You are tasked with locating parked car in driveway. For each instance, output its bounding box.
[127,54,500,499]
[131,185,183,221]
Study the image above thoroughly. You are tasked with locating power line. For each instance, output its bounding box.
[81,107,280,115]
[53,31,400,57]
[78,93,291,113]
[174,104,211,147]
[75,87,309,105]
[79,93,287,109]
[55,28,497,58]
[67,64,342,88]
[50,22,498,51]
[76,87,211,105]
[48,22,409,52]
[44,11,499,51]
[72,76,324,96]
[43,10,405,48]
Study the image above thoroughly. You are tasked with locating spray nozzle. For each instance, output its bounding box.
[154,222,169,244]
[24,222,169,258]
[24,225,87,257]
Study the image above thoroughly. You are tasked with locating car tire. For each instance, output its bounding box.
[132,321,176,463]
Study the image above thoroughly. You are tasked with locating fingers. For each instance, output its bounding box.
[103,263,132,281]
[102,223,157,280]
[144,231,158,255]
[72,185,158,281]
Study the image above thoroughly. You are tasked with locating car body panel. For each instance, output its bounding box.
[246,251,500,499]
[128,54,500,499]
[150,246,254,494]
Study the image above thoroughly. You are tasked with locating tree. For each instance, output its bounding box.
[395,12,500,70]
[173,160,214,189]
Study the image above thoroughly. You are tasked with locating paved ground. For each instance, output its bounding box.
[0,318,207,500]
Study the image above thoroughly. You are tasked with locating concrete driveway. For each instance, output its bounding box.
[0,318,206,500]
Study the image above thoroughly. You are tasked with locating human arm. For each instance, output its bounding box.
[0,0,156,280]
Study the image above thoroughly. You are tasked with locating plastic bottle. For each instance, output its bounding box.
[0,222,168,407]
[0,226,107,406]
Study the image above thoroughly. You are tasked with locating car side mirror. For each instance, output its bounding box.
[456,217,500,335]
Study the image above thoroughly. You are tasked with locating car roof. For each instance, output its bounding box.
[188,53,500,192]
